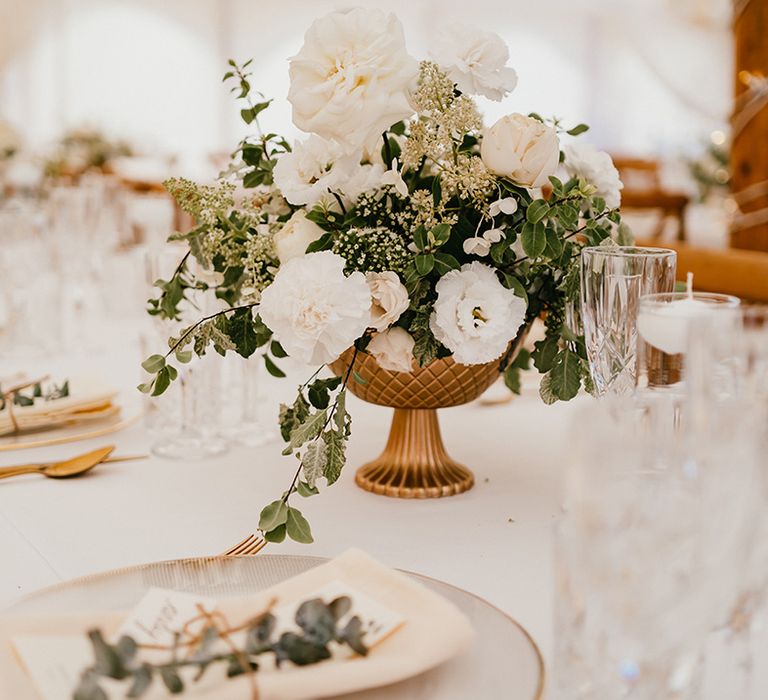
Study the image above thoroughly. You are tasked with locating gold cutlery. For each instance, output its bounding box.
[220,533,268,557]
[0,447,147,481]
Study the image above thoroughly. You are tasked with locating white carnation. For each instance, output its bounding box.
[430,25,517,101]
[273,135,354,208]
[366,271,409,331]
[562,142,623,209]
[339,162,386,203]
[288,7,418,152]
[258,251,371,365]
[368,327,415,373]
[430,261,526,365]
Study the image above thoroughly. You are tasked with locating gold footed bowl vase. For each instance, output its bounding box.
[329,329,528,500]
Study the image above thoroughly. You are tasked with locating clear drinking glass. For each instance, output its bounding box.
[218,356,276,448]
[580,246,677,396]
[552,394,762,700]
[636,292,740,393]
[142,248,228,460]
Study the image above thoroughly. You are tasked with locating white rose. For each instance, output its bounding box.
[288,8,418,152]
[258,251,371,365]
[368,327,415,373]
[273,135,354,207]
[562,142,623,209]
[481,114,560,188]
[430,25,517,101]
[430,261,526,365]
[273,211,325,263]
[366,271,410,331]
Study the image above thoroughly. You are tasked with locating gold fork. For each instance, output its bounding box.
[220,533,267,557]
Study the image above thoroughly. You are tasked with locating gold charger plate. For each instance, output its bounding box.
[4,555,545,700]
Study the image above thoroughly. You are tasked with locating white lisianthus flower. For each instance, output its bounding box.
[273,135,354,208]
[258,251,371,365]
[380,159,409,197]
[368,327,415,373]
[430,261,526,365]
[562,142,623,209]
[366,271,410,331]
[430,25,517,101]
[273,211,325,263]
[481,114,560,188]
[288,8,418,152]
[489,197,518,217]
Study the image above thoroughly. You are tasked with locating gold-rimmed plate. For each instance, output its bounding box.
[3,555,545,699]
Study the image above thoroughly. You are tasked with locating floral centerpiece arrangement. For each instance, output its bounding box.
[141,8,626,543]
[44,127,132,181]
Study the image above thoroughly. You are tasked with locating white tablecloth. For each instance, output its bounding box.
[0,322,582,674]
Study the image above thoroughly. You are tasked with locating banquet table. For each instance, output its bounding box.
[0,319,584,677]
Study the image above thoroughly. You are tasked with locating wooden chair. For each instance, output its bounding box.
[637,239,768,303]
[613,157,690,242]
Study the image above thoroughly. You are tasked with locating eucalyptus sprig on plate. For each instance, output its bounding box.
[73,595,368,700]
[141,7,629,543]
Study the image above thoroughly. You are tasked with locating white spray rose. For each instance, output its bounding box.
[258,251,371,365]
[273,135,354,208]
[430,261,526,365]
[368,327,415,373]
[288,8,418,152]
[430,25,517,101]
[340,162,386,203]
[366,271,410,331]
[562,142,623,209]
[273,211,325,263]
[481,114,560,188]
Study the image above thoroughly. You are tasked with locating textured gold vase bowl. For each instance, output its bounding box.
[329,327,528,499]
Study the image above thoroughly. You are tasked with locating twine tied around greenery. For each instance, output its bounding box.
[0,375,49,435]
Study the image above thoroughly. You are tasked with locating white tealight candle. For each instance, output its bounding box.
[637,273,714,355]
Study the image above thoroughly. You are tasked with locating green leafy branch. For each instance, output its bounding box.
[258,346,360,545]
[223,60,291,189]
[139,304,285,397]
[73,595,368,700]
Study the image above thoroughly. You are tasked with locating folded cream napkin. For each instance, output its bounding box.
[0,549,474,700]
[0,379,118,437]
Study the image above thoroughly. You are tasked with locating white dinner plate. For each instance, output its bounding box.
[5,555,545,700]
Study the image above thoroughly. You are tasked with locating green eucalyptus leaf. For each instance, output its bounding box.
[141,355,165,373]
[159,667,183,694]
[126,666,152,698]
[151,367,171,397]
[270,340,288,358]
[322,430,346,485]
[258,499,289,531]
[264,524,287,543]
[296,480,320,497]
[286,507,314,544]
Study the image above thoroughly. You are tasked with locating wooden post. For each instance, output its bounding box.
[730,0,768,251]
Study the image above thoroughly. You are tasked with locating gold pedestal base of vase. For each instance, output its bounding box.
[356,407,473,499]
